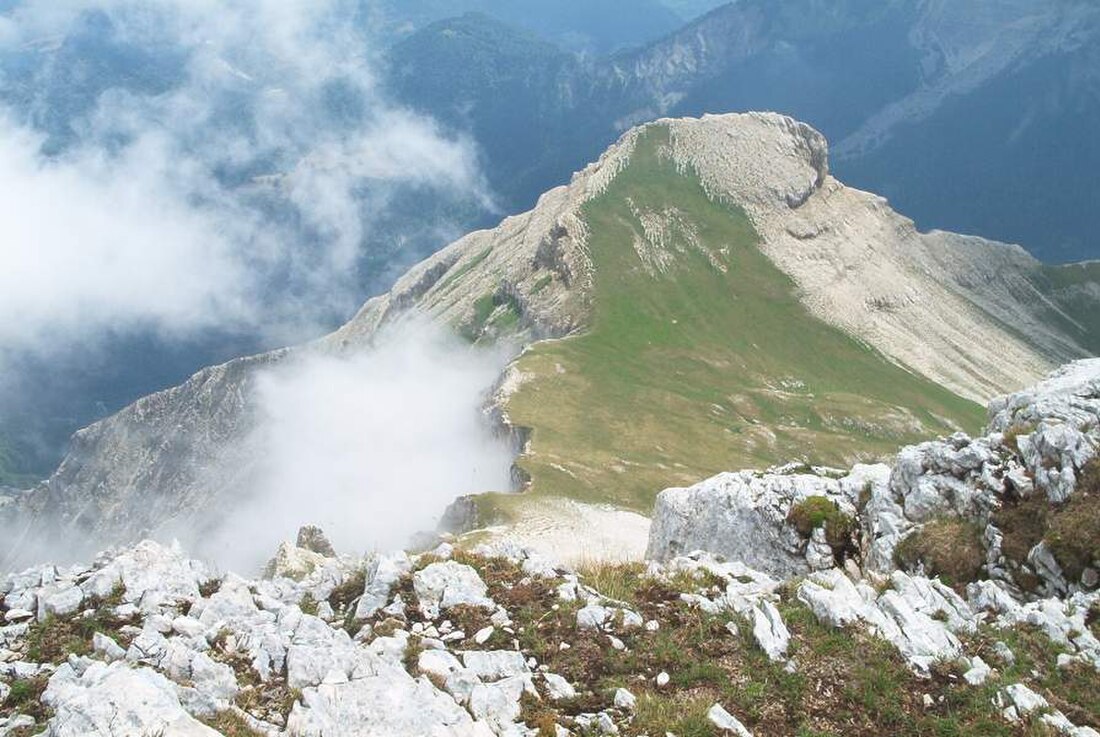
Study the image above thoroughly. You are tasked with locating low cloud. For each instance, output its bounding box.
[0,0,493,376]
[189,320,517,572]
[0,117,257,349]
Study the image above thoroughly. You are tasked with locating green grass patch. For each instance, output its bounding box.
[991,457,1100,585]
[23,583,132,663]
[1044,481,1100,581]
[531,274,553,294]
[576,561,647,604]
[199,710,266,736]
[461,291,523,342]
[504,125,983,511]
[632,694,718,737]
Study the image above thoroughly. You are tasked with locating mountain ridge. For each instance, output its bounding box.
[387,0,1100,262]
[2,112,1097,567]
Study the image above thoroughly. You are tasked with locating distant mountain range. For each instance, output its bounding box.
[368,0,690,54]
[386,0,1100,264]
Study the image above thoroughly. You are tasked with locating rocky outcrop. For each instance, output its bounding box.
[0,537,682,736]
[645,464,886,577]
[5,113,1098,567]
[649,359,1100,595]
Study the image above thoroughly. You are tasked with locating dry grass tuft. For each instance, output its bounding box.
[894,518,985,587]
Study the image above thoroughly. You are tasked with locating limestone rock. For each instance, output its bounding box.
[286,670,495,737]
[1003,683,1049,716]
[413,562,494,619]
[39,585,84,619]
[80,540,212,612]
[798,569,974,672]
[42,661,223,737]
[460,650,529,681]
[543,673,576,701]
[750,602,790,662]
[356,552,413,620]
[613,687,636,710]
[264,542,329,582]
[296,526,337,557]
[646,469,862,578]
[963,656,992,686]
[707,703,752,736]
[91,632,126,662]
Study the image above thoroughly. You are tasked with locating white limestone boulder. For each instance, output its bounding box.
[646,468,865,578]
[414,562,494,619]
[41,661,222,737]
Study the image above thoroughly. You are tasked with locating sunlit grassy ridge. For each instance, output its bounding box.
[500,125,984,512]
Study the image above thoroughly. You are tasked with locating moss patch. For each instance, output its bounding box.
[1,675,51,727]
[991,458,1100,582]
[1045,490,1100,580]
[199,710,267,736]
[788,496,856,558]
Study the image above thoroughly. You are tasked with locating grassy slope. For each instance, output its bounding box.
[500,126,984,513]
[1033,261,1100,356]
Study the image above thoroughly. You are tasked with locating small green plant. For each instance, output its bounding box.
[858,481,874,511]
[992,493,1049,564]
[23,591,138,664]
[1002,423,1036,455]
[576,560,646,604]
[531,274,553,294]
[632,694,718,737]
[1078,457,1100,496]
[327,568,366,613]
[199,578,223,598]
[520,691,560,737]
[402,636,425,675]
[2,675,51,724]
[199,710,266,736]
[787,496,855,557]
[299,592,319,616]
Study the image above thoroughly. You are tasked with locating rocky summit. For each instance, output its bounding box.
[2,359,1100,736]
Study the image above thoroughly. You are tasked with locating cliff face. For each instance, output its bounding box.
[3,112,1097,565]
